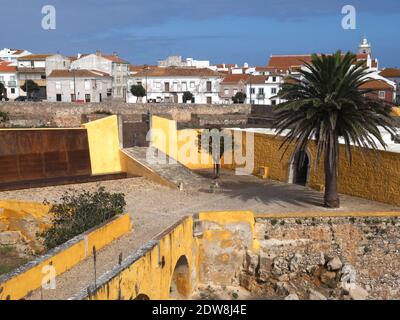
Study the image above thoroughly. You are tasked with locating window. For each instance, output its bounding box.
[224,88,229,95]
[41,75,46,80]
[173,82,178,92]
[182,82,187,91]
[55,82,61,90]
[271,100,277,105]
[250,88,255,94]
[11,88,15,94]
[271,88,277,94]
[190,81,195,89]
[10,76,16,81]
[71,94,76,102]
[85,94,91,102]
[207,97,212,104]
[70,81,74,90]
[378,91,386,99]
[258,88,264,94]
[155,82,161,89]
[165,82,170,92]
[272,76,277,82]
[233,89,238,95]
[0,76,4,82]
[56,94,62,102]
[206,81,212,92]
[85,80,90,90]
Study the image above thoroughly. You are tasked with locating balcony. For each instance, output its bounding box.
[257,94,265,99]
[8,81,17,87]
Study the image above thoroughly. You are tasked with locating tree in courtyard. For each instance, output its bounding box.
[273,51,395,208]
[232,91,247,104]
[130,84,146,103]
[182,91,194,103]
[198,127,234,179]
[20,80,40,98]
[0,82,5,100]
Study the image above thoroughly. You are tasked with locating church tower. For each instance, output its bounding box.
[358,37,372,55]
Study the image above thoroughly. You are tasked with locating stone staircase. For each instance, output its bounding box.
[122,147,210,191]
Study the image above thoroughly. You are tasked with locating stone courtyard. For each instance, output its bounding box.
[0,169,398,299]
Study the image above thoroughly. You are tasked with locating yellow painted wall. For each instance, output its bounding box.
[86,216,196,300]
[0,213,132,300]
[391,107,400,117]
[82,115,122,175]
[230,130,400,207]
[151,116,214,170]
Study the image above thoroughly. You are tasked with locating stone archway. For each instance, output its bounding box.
[169,255,191,300]
[288,150,311,186]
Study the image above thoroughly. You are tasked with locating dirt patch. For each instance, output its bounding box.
[0,245,30,276]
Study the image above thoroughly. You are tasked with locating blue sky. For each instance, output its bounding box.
[1,0,399,67]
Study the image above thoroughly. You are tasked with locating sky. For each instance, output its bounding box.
[1,0,399,67]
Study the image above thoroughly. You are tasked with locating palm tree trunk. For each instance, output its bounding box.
[324,133,340,208]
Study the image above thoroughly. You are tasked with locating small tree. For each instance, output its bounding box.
[183,91,194,103]
[198,128,234,179]
[0,82,6,101]
[20,80,40,98]
[130,84,146,103]
[232,91,247,104]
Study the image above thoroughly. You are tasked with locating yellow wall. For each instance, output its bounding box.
[151,116,214,170]
[0,213,132,300]
[82,115,122,175]
[85,216,197,300]
[230,130,400,207]
[391,107,400,117]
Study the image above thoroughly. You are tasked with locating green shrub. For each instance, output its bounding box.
[0,111,9,122]
[38,187,126,250]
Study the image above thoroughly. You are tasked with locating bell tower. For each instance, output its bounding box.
[358,37,372,55]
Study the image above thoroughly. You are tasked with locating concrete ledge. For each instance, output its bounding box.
[254,211,400,219]
[0,213,132,300]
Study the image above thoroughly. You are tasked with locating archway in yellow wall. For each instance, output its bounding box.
[169,255,191,300]
[288,150,311,186]
[134,293,150,300]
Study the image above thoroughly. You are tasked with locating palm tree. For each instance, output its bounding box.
[274,51,395,208]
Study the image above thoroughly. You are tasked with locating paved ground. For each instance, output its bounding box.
[0,169,398,299]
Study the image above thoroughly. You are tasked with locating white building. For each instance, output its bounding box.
[47,69,112,103]
[0,60,19,100]
[158,56,210,69]
[71,51,130,100]
[0,48,31,66]
[127,67,223,104]
[246,74,284,105]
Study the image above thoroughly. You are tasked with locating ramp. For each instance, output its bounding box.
[121,147,210,191]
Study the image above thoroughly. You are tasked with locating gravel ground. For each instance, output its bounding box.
[0,169,398,300]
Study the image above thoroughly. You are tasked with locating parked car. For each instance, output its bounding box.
[14,96,42,102]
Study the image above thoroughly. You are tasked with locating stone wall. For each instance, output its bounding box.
[0,102,252,128]
[240,214,400,300]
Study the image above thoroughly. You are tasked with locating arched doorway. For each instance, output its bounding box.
[134,293,150,300]
[169,255,191,300]
[288,151,310,186]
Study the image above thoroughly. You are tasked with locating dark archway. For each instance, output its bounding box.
[134,293,150,300]
[294,151,310,186]
[169,255,191,300]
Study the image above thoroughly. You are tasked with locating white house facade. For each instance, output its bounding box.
[71,51,129,100]
[47,69,112,103]
[0,60,19,100]
[127,67,223,104]
[246,75,284,105]
[0,48,31,66]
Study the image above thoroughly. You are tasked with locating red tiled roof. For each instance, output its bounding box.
[18,54,54,61]
[267,53,372,70]
[247,75,269,85]
[48,69,111,78]
[359,79,394,90]
[221,74,250,84]
[0,60,17,72]
[379,68,400,78]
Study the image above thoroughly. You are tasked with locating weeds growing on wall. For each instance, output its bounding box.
[38,187,126,250]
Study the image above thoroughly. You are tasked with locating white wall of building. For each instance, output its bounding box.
[0,72,19,100]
